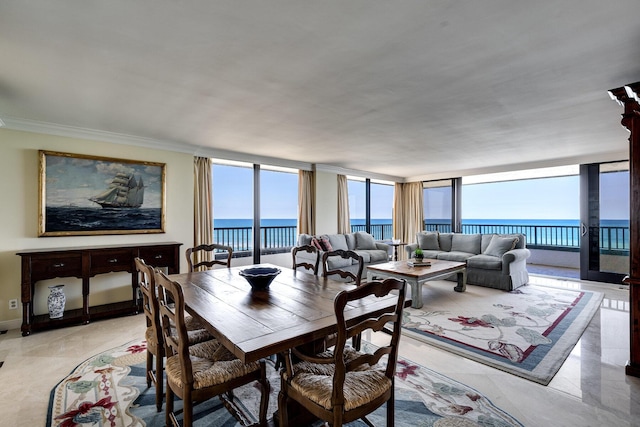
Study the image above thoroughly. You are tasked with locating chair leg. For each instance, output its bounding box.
[353,333,362,351]
[277,380,289,427]
[154,347,163,411]
[166,384,174,427]
[332,405,343,426]
[145,350,153,388]
[183,389,193,427]
[258,360,270,426]
[388,384,395,426]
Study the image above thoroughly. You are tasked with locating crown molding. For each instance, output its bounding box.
[1,116,199,154]
[314,163,403,183]
[0,115,315,171]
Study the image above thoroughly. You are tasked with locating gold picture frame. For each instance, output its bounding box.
[38,150,166,237]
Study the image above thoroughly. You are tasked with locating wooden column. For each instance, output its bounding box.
[609,83,640,377]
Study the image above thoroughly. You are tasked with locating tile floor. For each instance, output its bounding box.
[0,274,638,426]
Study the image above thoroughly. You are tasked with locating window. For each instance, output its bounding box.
[348,177,394,240]
[260,166,298,253]
[212,161,254,254]
[370,180,394,240]
[424,180,454,232]
[348,177,366,232]
[212,160,298,259]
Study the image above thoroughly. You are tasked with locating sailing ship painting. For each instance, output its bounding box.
[89,173,145,208]
[39,151,165,236]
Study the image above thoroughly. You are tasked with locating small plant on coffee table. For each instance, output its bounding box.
[414,248,424,261]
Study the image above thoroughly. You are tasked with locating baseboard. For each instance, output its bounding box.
[0,318,21,333]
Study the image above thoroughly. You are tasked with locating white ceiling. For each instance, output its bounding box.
[1,1,638,181]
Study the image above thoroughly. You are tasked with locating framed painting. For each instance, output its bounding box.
[38,150,166,236]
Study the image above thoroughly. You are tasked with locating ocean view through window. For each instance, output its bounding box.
[211,165,628,264]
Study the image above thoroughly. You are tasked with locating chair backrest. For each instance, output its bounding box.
[185,243,233,272]
[292,244,320,274]
[286,278,407,421]
[333,277,406,386]
[155,270,194,384]
[135,257,162,340]
[322,249,364,285]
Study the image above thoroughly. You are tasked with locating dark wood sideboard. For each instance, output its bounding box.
[17,242,182,336]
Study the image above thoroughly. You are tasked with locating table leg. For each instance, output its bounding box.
[409,278,423,308]
[393,246,399,261]
[454,269,467,292]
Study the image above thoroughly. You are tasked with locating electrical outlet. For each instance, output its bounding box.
[8,299,18,310]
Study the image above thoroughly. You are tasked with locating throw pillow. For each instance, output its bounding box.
[355,231,377,250]
[451,234,482,254]
[310,237,323,251]
[327,234,349,251]
[483,235,519,257]
[417,231,439,250]
[319,236,334,251]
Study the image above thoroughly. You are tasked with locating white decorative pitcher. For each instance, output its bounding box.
[47,284,66,319]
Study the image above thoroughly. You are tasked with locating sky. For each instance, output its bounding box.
[44,153,164,208]
[212,164,630,221]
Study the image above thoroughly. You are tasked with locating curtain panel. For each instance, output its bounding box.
[337,174,351,234]
[194,157,214,265]
[298,170,315,236]
[393,181,424,260]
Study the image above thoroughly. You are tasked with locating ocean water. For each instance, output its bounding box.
[46,206,162,232]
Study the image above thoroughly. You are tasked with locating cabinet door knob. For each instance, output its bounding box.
[108,258,118,263]
[53,263,65,268]
[154,255,163,259]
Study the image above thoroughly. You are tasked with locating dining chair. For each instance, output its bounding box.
[321,249,364,286]
[185,243,233,272]
[292,244,320,274]
[135,257,214,412]
[278,277,407,427]
[155,270,270,427]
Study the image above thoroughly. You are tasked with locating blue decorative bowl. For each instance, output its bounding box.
[239,267,281,291]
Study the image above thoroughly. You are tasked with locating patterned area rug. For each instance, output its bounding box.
[47,339,523,427]
[402,282,604,385]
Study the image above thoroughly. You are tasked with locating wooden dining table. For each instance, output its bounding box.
[169,263,408,364]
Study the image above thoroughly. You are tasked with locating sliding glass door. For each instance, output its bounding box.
[580,161,629,283]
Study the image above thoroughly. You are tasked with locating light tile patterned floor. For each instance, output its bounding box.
[0,274,638,426]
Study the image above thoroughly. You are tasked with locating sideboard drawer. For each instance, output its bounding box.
[30,254,83,282]
[138,246,176,268]
[90,249,134,274]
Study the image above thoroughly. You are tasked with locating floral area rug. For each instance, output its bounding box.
[402,282,604,385]
[47,339,523,427]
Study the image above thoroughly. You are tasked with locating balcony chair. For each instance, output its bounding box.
[134,258,214,412]
[278,277,407,427]
[185,243,233,272]
[292,244,320,274]
[155,270,270,427]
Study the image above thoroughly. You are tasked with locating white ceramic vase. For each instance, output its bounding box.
[47,284,66,319]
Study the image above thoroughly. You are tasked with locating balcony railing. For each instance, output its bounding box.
[350,224,394,241]
[213,222,630,255]
[426,221,629,252]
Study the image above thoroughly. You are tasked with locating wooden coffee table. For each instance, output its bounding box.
[366,259,466,308]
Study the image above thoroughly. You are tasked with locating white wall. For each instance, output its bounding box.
[0,128,194,330]
[314,170,338,234]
